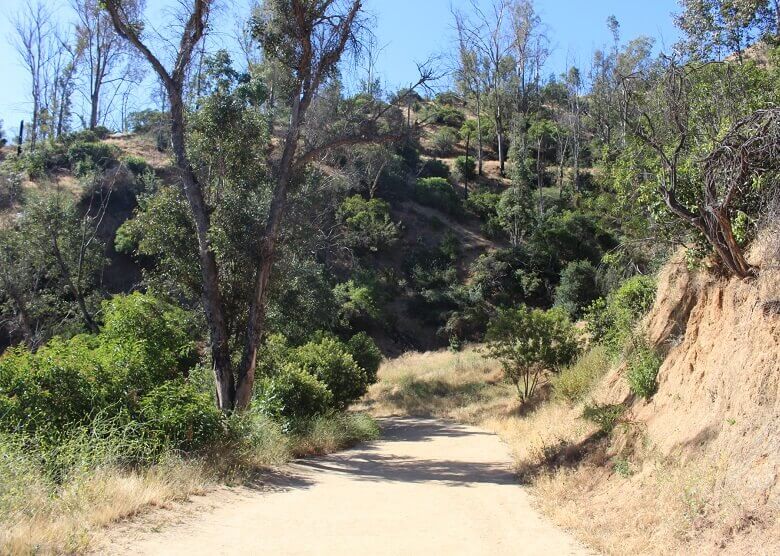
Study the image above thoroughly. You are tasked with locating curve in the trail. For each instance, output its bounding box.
[110,417,592,556]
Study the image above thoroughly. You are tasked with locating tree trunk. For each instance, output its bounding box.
[235,97,303,410]
[90,90,100,129]
[168,90,235,411]
[475,92,483,176]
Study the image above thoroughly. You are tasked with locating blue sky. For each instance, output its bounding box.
[0,0,681,137]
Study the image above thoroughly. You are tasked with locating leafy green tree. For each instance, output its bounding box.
[0,193,107,340]
[106,0,429,411]
[676,0,779,62]
[497,185,535,246]
[485,305,580,402]
[554,260,599,319]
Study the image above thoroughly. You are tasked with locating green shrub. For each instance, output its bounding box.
[613,457,634,477]
[63,129,98,144]
[528,211,617,272]
[334,278,383,328]
[139,380,223,451]
[0,293,197,441]
[582,403,625,434]
[427,104,466,128]
[15,143,68,178]
[419,158,450,179]
[485,305,580,402]
[552,345,610,403]
[255,333,292,378]
[414,177,462,215]
[346,332,383,384]
[585,275,656,355]
[255,365,332,429]
[554,260,599,319]
[626,342,662,399]
[0,339,108,440]
[431,127,458,156]
[339,195,398,253]
[123,155,151,176]
[100,293,196,392]
[66,141,117,172]
[291,338,368,410]
[92,126,112,140]
[454,155,476,182]
[465,189,500,219]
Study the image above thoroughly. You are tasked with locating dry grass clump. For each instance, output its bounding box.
[0,455,211,554]
[364,347,514,421]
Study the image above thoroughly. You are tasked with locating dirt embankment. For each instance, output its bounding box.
[568,249,780,553]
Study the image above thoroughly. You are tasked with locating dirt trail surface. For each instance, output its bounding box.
[103,417,592,555]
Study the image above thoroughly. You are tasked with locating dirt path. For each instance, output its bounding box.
[104,417,592,555]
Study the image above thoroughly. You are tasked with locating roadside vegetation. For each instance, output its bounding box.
[1,0,779,553]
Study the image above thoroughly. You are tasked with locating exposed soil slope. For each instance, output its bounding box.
[100,417,590,556]
[541,249,780,554]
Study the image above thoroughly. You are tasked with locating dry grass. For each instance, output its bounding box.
[0,412,378,555]
[366,346,779,555]
[0,458,212,555]
[364,347,514,422]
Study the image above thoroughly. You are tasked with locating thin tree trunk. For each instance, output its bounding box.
[476,92,483,176]
[235,96,304,410]
[50,233,98,333]
[168,92,235,410]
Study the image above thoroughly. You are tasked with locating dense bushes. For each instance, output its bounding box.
[291,338,369,410]
[418,158,451,179]
[339,195,399,253]
[586,275,656,355]
[0,294,198,443]
[425,104,466,128]
[413,177,462,215]
[253,331,382,423]
[431,127,458,156]
[123,155,152,176]
[255,366,333,429]
[66,141,119,175]
[140,380,222,451]
[454,155,476,182]
[9,136,119,179]
[346,332,383,383]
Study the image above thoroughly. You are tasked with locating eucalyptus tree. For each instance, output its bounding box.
[106,0,431,411]
[11,1,57,149]
[676,0,780,62]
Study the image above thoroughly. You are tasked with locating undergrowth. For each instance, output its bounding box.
[0,410,378,554]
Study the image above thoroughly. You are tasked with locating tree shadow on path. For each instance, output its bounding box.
[294,417,517,488]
